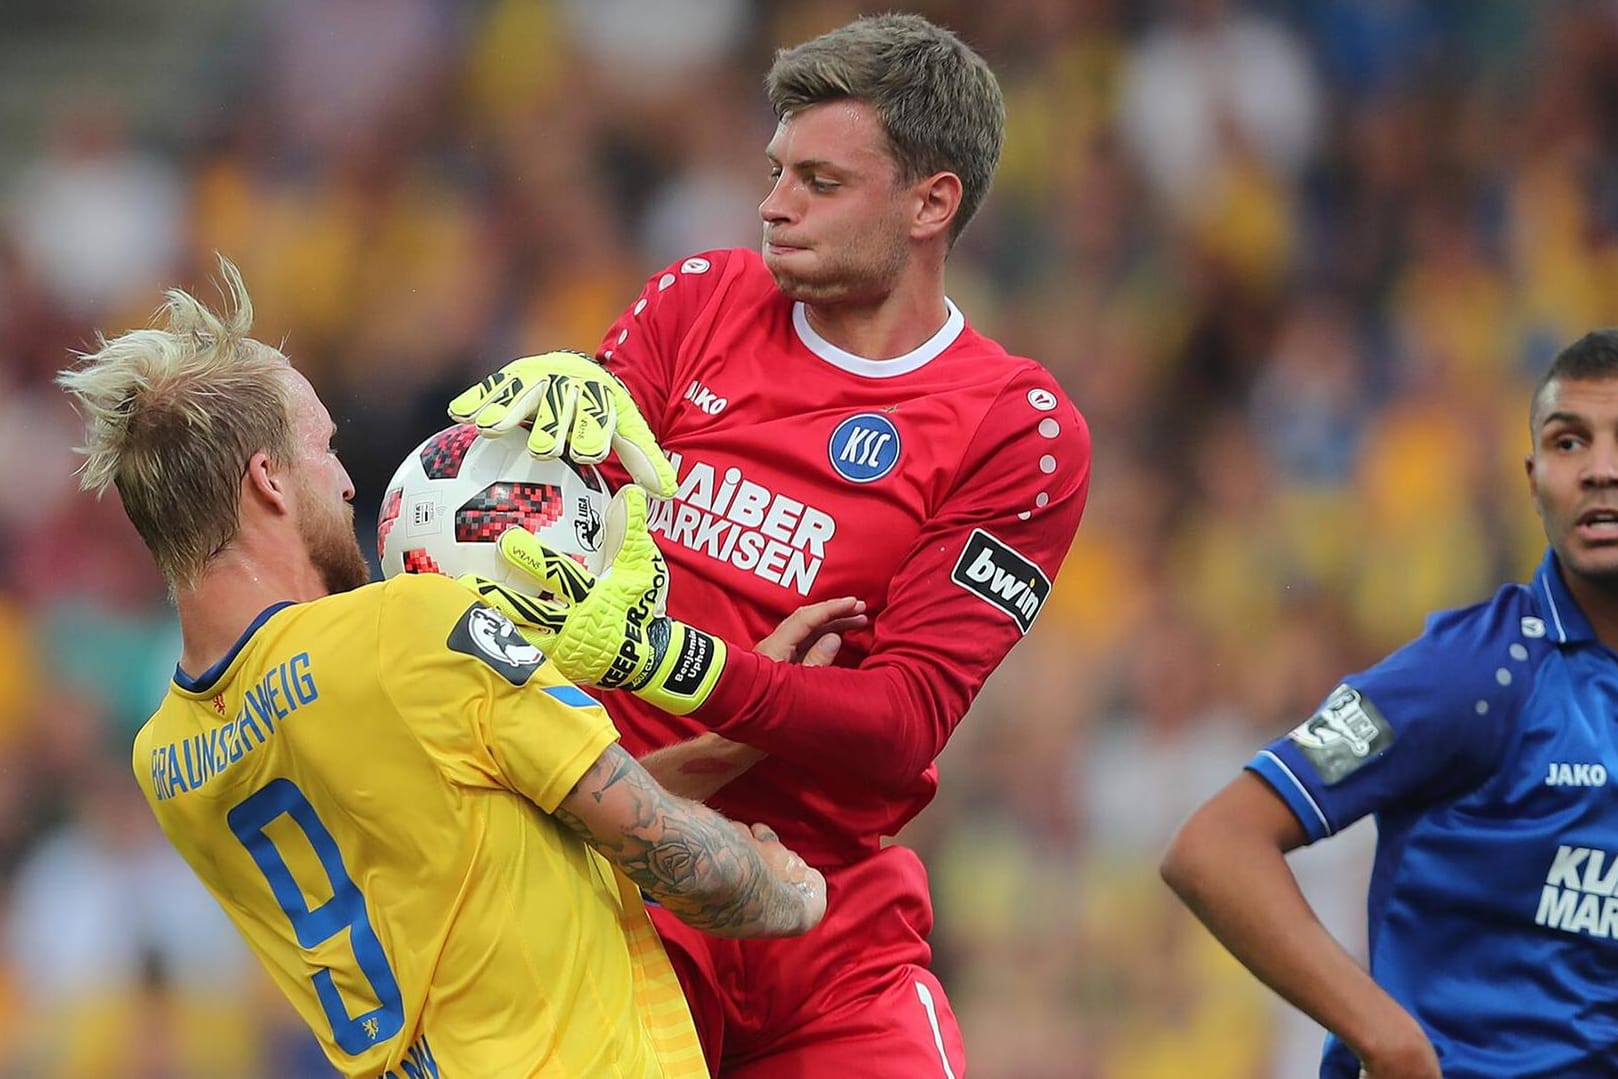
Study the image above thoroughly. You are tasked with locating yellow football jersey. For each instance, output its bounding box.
[132,572,706,1079]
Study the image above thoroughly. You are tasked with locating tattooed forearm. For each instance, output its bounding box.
[555,745,814,937]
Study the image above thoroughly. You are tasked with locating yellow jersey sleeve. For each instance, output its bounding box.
[376,574,618,812]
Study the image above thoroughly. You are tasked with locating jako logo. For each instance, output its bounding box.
[1546,762,1608,787]
[683,380,728,415]
[950,529,1050,634]
[829,413,900,483]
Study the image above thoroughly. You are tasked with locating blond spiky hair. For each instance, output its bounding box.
[57,257,293,588]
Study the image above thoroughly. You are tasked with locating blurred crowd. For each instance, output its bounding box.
[1,0,1611,1075]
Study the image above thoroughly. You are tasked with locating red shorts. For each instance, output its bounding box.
[649,845,967,1078]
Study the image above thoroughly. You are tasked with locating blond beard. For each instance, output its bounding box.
[295,479,371,595]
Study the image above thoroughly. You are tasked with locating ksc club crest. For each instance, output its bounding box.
[828,413,901,483]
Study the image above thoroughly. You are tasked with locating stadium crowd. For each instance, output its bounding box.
[0,0,1606,1075]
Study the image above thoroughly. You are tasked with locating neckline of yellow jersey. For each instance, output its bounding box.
[791,298,963,378]
[172,601,297,696]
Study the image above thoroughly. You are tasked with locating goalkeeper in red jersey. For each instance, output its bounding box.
[454,13,1091,1077]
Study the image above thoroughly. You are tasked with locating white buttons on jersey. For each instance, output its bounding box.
[1496,668,1513,686]
[658,273,676,290]
[1038,419,1060,438]
[633,298,647,316]
[1027,388,1057,411]
[1475,700,1489,715]
[1039,455,1057,474]
[1510,643,1528,661]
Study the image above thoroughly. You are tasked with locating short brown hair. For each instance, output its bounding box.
[57,258,295,590]
[1531,329,1618,431]
[766,13,1005,244]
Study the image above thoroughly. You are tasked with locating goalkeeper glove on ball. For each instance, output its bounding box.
[459,486,726,716]
[448,349,677,497]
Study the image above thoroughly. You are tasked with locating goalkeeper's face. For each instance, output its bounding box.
[759,100,913,306]
[282,371,371,595]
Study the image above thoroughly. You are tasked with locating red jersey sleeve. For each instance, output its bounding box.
[700,365,1091,785]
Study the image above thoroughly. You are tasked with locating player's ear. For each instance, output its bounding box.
[911,171,961,243]
[244,450,292,514]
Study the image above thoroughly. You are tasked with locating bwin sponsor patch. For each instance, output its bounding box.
[950,529,1050,633]
[1288,684,1394,783]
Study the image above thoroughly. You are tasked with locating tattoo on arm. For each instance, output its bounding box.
[554,744,805,937]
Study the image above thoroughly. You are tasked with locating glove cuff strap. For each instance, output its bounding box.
[635,622,727,716]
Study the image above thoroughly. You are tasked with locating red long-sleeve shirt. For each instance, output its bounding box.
[596,249,1090,866]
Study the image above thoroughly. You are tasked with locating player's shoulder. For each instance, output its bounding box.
[645,248,772,302]
[377,569,474,607]
[371,573,571,693]
[132,699,175,761]
[276,575,476,656]
[615,249,776,353]
[932,313,1082,419]
[935,325,1090,466]
[370,572,486,635]
[1417,581,1550,663]
[952,323,1073,399]
[1361,581,1551,716]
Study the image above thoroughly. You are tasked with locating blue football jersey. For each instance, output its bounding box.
[1249,551,1618,1079]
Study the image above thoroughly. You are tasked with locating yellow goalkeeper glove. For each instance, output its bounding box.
[448,350,677,498]
[459,486,726,716]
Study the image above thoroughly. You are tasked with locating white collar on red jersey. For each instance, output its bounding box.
[792,299,964,378]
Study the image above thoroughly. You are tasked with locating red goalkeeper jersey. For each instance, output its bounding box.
[596,249,1090,866]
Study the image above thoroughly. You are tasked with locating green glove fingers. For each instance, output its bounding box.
[497,528,596,606]
[449,368,544,435]
[447,350,676,496]
[445,371,501,423]
[610,394,677,498]
[564,377,616,465]
[524,374,578,460]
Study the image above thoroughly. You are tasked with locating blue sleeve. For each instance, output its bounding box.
[1247,588,1530,842]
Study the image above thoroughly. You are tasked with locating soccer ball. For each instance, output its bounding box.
[377,424,609,587]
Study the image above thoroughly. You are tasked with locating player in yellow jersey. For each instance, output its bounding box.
[56,259,830,1079]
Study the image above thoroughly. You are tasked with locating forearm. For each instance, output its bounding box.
[1161,801,1425,1065]
[612,801,806,939]
[638,734,764,802]
[555,745,811,938]
[700,647,952,784]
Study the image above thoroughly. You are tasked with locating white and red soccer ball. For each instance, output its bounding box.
[378,424,609,586]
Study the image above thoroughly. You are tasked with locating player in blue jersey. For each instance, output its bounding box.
[1162,329,1618,1079]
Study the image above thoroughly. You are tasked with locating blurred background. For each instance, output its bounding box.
[0,0,1605,1074]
